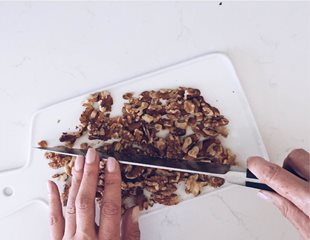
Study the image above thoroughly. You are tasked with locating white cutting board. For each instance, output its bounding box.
[0,53,268,219]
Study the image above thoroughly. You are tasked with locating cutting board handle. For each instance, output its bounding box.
[0,161,49,219]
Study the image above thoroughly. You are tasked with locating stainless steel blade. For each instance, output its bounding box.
[34,146,252,186]
[35,146,229,173]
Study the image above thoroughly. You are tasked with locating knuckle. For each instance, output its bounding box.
[286,149,308,165]
[83,168,100,182]
[73,171,83,182]
[288,148,306,159]
[84,169,96,178]
[262,164,282,183]
[66,202,76,215]
[104,174,121,186]
[304,196,310,213]
[126,230,141,240]
[278,201,291,219]
[104,178,120,187]
[101,201,120,218]
[76,194,93,210]
[75,232,94,240]
[100,230,115,240]
[50,215,60,226]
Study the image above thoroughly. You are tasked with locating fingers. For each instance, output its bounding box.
[121,207,141,240]
[99,157,122,240]
[283,149,310,181]
[64,156,84,238]
[76,148,100,233]
[48,180,65,240]
[258,191,310,240]
[248,157,310,216]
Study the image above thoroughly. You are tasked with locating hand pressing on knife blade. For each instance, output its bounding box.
[47,148,140,240]
[248,149,310,240]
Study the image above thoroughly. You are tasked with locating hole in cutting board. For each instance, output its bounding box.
[3,186,14,197]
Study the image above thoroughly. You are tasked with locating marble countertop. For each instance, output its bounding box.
[0,2,309,240]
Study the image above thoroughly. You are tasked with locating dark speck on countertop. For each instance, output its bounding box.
[219,2,222,6]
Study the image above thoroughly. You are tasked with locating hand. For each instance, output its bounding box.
[47,148,141,240]
[248,149,310,240]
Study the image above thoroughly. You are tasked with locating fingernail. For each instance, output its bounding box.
[107,157,116,172]
[257,191,271,202]
[131,206,140,223]
[47,180,52,195]
[75,156,84,171]
[86,148,96,164]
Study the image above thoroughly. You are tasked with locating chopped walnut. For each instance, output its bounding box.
[125,166,145,179]
[52,172,68,182]
[209,176,225,187]
[182,136,192,153]
[59,132,81,144]
[62,183,70,206]
[44,87,235,212]
[64,157,75,176]
[175,120,187,129]
[185,174,203,196]
[80,142,89,149]
[38,140,48,148]
[151,193,179,205]
[188,146,199,158]
[142,114,154,123]
[184,100,195,114]
[123,92,133,100]
[46,152,72,169]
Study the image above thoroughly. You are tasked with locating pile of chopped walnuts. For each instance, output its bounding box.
[41,87,235,213]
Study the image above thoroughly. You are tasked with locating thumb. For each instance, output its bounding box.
[121,206,141,240]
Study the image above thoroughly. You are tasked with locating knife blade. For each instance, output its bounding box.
[34,146,273,191]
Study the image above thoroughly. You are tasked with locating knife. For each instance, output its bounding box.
[34,146,273,192]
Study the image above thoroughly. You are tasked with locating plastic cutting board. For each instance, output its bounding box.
[0,53,268,219]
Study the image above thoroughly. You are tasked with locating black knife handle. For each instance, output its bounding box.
[246,169,258,179]
[245,181,274,192]
[245,169,274,192]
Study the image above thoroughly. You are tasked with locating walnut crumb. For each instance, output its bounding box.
[38,140,48,148]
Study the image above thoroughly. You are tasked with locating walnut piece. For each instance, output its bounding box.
[38,140,48,148]
[188,146,199,158]
[185,174,204,196]
[184,100,195,114]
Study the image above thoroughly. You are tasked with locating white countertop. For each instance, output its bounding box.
[0,2,309,240]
